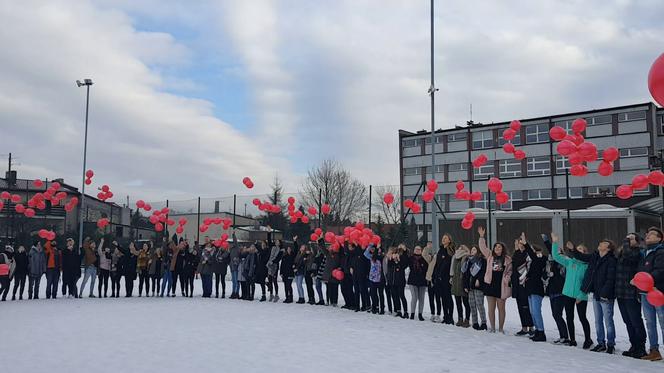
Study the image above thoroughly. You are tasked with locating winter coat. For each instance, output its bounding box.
[422,245,437,282]
[124,248,138,279]
[229,237,241,272]
[294,250,310,277]
[450,246,469,296]
[551,243,588,301]
[197,248,215,275]
[83,243,97,267]
[13,250,28,277]
[638,242,664,292]
[280,250,295,279]
[364,247,384,283]
[479,237,512,299]
[386,252,408,287]
[238,251,256,282]
[267,245,282,277]
[315,250,326,280]
[348,246,370,279]
[148,249,162,277]
[61,246,81,278]
[111,249,123,273]
[254,246,270,280]
[44,242,61,270]
[511,249,529,294]
[215,248,230,275]
[182,248,199,277]
[615,240,641,300]
[523,243,547,297]
[432,244,454,286]
[28,245,46,276]
[462,256,486,291]
[574,250,617,300]
[170,245,182,272]
[137,249,150,271]
[97,245,112,271]
[407,254,428,287]
[321,247,341,284]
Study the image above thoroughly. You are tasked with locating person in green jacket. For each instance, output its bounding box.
[550,233,594,349]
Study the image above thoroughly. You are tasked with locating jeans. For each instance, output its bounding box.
[231,270,239,294]
[295,274,305,299]
[79,266,97,297]
[28,274,42,299]
[160,270,172,296]
[315,278,324,303]
[641,293,664,350]
[201,274,213,297]
[617,297,646,350]
[45,268,60,299]
[593,297,616,346]
[528,294,545,331]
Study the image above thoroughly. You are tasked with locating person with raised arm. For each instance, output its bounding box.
[61,238,81,299]
[364,244,385,314]
[79,237,98,298]
[511,235,534,337]
[462,245,487,330]
[518,232,548,342]
[477,226,512,334]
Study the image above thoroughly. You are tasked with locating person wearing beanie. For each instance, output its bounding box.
[11,245,28,300]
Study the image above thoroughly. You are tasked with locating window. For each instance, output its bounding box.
[620,147,648,158]
[527,156,551,176]
[633,187,651,196]
[588,115,612,125]
[447,132,467,142]
[474,192,496,210]
[424,165,445,174]
[586,186,615,197]
[473,164,494,180]
[525,124,549,144]
[528,189,552,200]
[498,191,523,210]
[423,136,442,144]
[417,224,432,232]
[447,163,468,172]
[553,120,574,133]
[556,187,583,199]
[555,156,570,173]
[659,116,664,133]
[472,131,494,149]
[499,159,522,178]
[403,167,422,176]
[402,139,419,148]
[618,111,646,122]
[499,128,521,146]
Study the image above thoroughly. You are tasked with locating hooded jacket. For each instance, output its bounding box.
[638,242,664,292]
[450,246,470,296]
[551,243,588,301]
[28,245,47,276]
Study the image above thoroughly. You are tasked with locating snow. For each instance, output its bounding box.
[4,279,662,373]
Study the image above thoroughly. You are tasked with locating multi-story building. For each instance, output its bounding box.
[399,102,664,241]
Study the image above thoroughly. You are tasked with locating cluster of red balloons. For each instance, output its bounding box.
[383,192,394,205]
[148,207,177,232]
[453,180,482,202]
[502,120,526,160]
[135,200,152,212]
[200,216,233,233]
[212,234,231,249]
[286,196,309,224]
[422,179,438,203]
[97,185,114,201]
[403,199,422,214]
[549,118,613,177]
[84,170,94,186]
[310,227,324,242]
[461,211,475,230]
[63,197,79,212]
[334,222,381,251]
[38,229,56,241]
[487,177,509,205]
[597,147,619,177]
[252,198,282,214]
[242,177,254,189]
[97,217,110,229]
[472,154,488,169]
[175,218,188,235]
[616,171,664,200]
[649,53,664,107]
[632,272,664,307]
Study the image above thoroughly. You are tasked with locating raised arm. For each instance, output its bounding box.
[571,248,592,263]
[478,227,491,259]
[364,246,373,261]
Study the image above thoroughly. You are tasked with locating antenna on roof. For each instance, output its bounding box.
[470,103,473,122]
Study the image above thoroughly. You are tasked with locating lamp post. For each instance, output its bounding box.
[76,79,93,249]
[428,0,439,246]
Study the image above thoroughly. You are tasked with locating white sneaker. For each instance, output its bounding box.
[489,328,496,333]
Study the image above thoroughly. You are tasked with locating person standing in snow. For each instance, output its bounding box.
[79,238,98,298]
[266,233,282,302]
[97,239,112,298]
[280,243,296,304]
[407,245,428,321]
[11,245,28,300]
[110,241,124,298]
[477,227,512,334]
[229,234,241,299]
[511,235,534,337]
[198,241,215,298]
[433,234,455,324]
[615,233,647,359]
[124,242,139,297]
[254,240,270,302]
[61,238,81,299]
[364,244,385,314]
[148,243,162,297]
[518,233,548,342]
[28,241,46,300]
[44,239,61,299]
[0,246,12,301]
[541,234,572,346]
[321,240,341,307]
[422,241,441,322]
[387,244,408,319]
[635,227,664,362]
[462,245,487,330]
[450,244,470,327]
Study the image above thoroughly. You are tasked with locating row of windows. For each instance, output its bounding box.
[403,111,648,149]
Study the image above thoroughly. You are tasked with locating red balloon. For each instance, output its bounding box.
[252,198,261,206]
[355,221,365,230]
[290,216,298,224]
[101,185,110,192]
[85,178,92,185]
[616,184,634,199]
[549,126,567,141]
[10,194,21,203]
[38,229,48,239]
[426,179,439,192]
[0,191,10,200]
[647,289,664,307]
[496,191,509,205]
[487,177,503,193]
[15,204,25,213]
[455,190,470,200]
[404,199,414,209]
[633,272,655,292]
[332,269,344,281]
[97,192,106,200]
[176,226,184,234]
[513,150,526,160]
[307,206,317,215]
[33,179,43,188]
[24,208,36,218]
[85,169,94,178]
[314,228,323,236]
[649,170,664,186]
[0,201,4,211]
[149,215,159,224]
[166,219,175,226]
[51,182,61,190]
[464,211,475,221]
[310,233,319,242]
[566,134,585,146]
[455,180,465,191]
[472,155,487,168]
[632,174,649,190]
[568,152,584,166]
[46,231,56,241]
[502,143,515,154]
[301,216,310,224]
[322,203,331,214]
[510,120,522,132]
[422,190,435,202]
[287,197,295,205]
[470,191,482,201]
[597,161,614,177]
[648,52,664,107]
[602,147,619,162]
[411,204,421,213]
[199,224,209,232]
[161,207,169,215]
[154,222,164,232]
[143,204,151,212]
[383,193,394,205]
[136,200,145,209]
[556,140,577,156]
[578,142,597,158]
[461,219,473,230]
[502,128,516,141]
[570,164,588,177]
[295,210,303,218]
[571,118,587,134]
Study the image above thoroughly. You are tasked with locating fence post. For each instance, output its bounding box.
[233,194,236,228]
[368,185,372,227]
[197,197,201,244]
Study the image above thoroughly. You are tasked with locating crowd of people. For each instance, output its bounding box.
[0,226,663,363]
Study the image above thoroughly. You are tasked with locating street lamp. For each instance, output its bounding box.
[76,78,93,249]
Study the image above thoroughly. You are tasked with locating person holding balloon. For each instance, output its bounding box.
[320,239,342,307]
[635,227,664,361]
[571,238,617,354]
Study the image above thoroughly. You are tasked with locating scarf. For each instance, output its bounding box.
[449,246,470,277]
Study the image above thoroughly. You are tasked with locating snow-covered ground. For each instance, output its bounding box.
[4,278,662,373]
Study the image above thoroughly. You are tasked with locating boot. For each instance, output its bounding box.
[260,295,266,302]
[308,299,315,305]
[317,300,325,305]
[273,295,279,303]
[606,346,614,354]
[410,313,415,320]
[472,323,480,330]
[480,323,487,330]
[582,340,594,350]
[395,311,402,318]
[296,297,305,304]
[418,313,425,321]
[11,295,15,301]
[567,340,577,347]
[455,320,463,327]
[630,347,647,359]
[641,348,662,361]
[590,344,606,353]
[531,331,547,342]
[462,319,470,328]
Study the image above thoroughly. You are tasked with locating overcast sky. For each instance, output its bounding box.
[1,0,662,202]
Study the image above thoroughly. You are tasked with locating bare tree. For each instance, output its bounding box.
[371,185,401,224]
[300,159,367,224]
[261,174,288,231]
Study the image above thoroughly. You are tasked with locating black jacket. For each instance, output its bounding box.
[524,243,547,297]
[615,240,641,299]
[432,245,453,285]
[13,251,28,276]
[543,239,565,296]
[255,246,270,280]
[348,246,370,279]
[386,253,408,287]
[638,243,664,292]
[280,251,295,279]
[124,248,138,279]
[512,249,529,291]
[462,256,486,291]
[407,254,428,287]
[574,250,617,299]
[61,247,81,277]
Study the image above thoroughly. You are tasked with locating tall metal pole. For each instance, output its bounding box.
[196,197,201,244]
[232,194,237,228]
[565,168,571,242]
[428,0,439,245]
[77,80,92,249]
[368,185,372,227]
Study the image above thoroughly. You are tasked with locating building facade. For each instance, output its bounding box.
[399,102,664,241]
